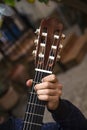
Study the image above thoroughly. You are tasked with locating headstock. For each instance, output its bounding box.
[33,17,65,72]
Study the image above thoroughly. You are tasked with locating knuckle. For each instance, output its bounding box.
[46,89,50,94]
[59,84,63,89]
[38,95,41,100]
[52,74,56,80]
[36,90,39,95]
[45,95,49,100]
[59,90,62,96]
[45,82,49,87]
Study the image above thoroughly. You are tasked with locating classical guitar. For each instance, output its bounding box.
[22,17,65,130]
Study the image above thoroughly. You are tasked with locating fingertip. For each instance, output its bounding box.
[26,79,33,87]
[41,78,44,82]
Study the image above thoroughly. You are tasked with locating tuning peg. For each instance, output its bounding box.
[62,34,65,39]
[32,50,37,56]
[42,32,47,37]
[35,29,40,34]
[54,35,59,39]
[59,44,63,49]
[34,39,38,45]
[57,55,61,59]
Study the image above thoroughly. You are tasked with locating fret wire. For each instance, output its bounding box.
[24,113,44,124]
[24,121,42,126]
[23,23,62,130]
[26,98,45,115]
[27,33,47,129]
[33,80,40,84]
[23,81,37,130]
[23,58,50,130]
[24,72,44,129]
[27,102,45,107]
[25,112,43,117]
[23,71,49,130]
[30,92,37,95]
[28,88,46,107]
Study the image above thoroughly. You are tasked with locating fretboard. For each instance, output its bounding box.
[22,71,50,130]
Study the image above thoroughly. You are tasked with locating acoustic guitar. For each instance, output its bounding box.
[22,17,65,130]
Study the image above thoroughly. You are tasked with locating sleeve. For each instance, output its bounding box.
[48,99,87,130]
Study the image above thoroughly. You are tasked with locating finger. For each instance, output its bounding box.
[26,79,33,87]
[35,82,63,90]
[37,95,59,102]
[42,74,58,83]
[35,82,56,90]
[58,83,63,90]
[36,89,58,96]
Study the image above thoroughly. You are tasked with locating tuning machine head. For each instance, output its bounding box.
[35,28,40,35]
[32,50,37,57]
[61,34,65,39]
[57,55,61,60]
[59,44,63,49]
[34,39,38,46]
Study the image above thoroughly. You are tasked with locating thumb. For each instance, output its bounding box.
[26,79,33,87]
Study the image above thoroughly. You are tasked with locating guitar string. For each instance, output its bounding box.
[28,60,43,130]
[22,69,39,130]
[28,30,59,128]
[25,32,46,130]
[32,30,53,111]
[28,34,47,130]
[27,42,44,129]
[23,59,43,130]
[23,30,62,130]
[22,33,42,130]
[28,31,61,129]
[22,44,57,130]
[47,29,63,72]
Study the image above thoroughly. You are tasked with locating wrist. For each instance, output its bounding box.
[47,98,61,111]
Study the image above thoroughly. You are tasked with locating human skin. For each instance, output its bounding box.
[26,74,63,110]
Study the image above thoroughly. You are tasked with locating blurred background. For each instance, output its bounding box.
[0,0,87,123]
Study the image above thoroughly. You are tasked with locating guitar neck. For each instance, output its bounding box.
[22,71,50,130]
[22,17,64,130]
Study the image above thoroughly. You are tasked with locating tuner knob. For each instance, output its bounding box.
[34,39,38,45]
[57,55,61,59]
[35,29,40,34]
[62,34,65,39]
[32,50,37,56]
[59,44,63,49]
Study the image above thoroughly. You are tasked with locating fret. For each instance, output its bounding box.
[35,68,52,74]
[24,121,42,126]
[25,112,43,117]
[33,71,50,83]
[30,92,37,95]
[28,93,45,107]
[27,102,45,108]
[23,122,42,130]
[23,71,48,130]
[25,102,45,115]
[33,81,40,84]
[24,113,43,124]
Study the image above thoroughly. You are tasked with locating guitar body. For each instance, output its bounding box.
[22,17,65,130]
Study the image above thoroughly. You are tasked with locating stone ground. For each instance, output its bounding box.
[12,54,87,123]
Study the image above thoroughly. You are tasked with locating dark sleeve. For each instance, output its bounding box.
[49,99,87,130]
[0,117,23,130]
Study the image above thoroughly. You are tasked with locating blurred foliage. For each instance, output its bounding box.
[3,0,50,6]
[4,0,15,6]
[38,0,49,4]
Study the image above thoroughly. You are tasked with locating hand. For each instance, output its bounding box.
[26,74,63,110]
